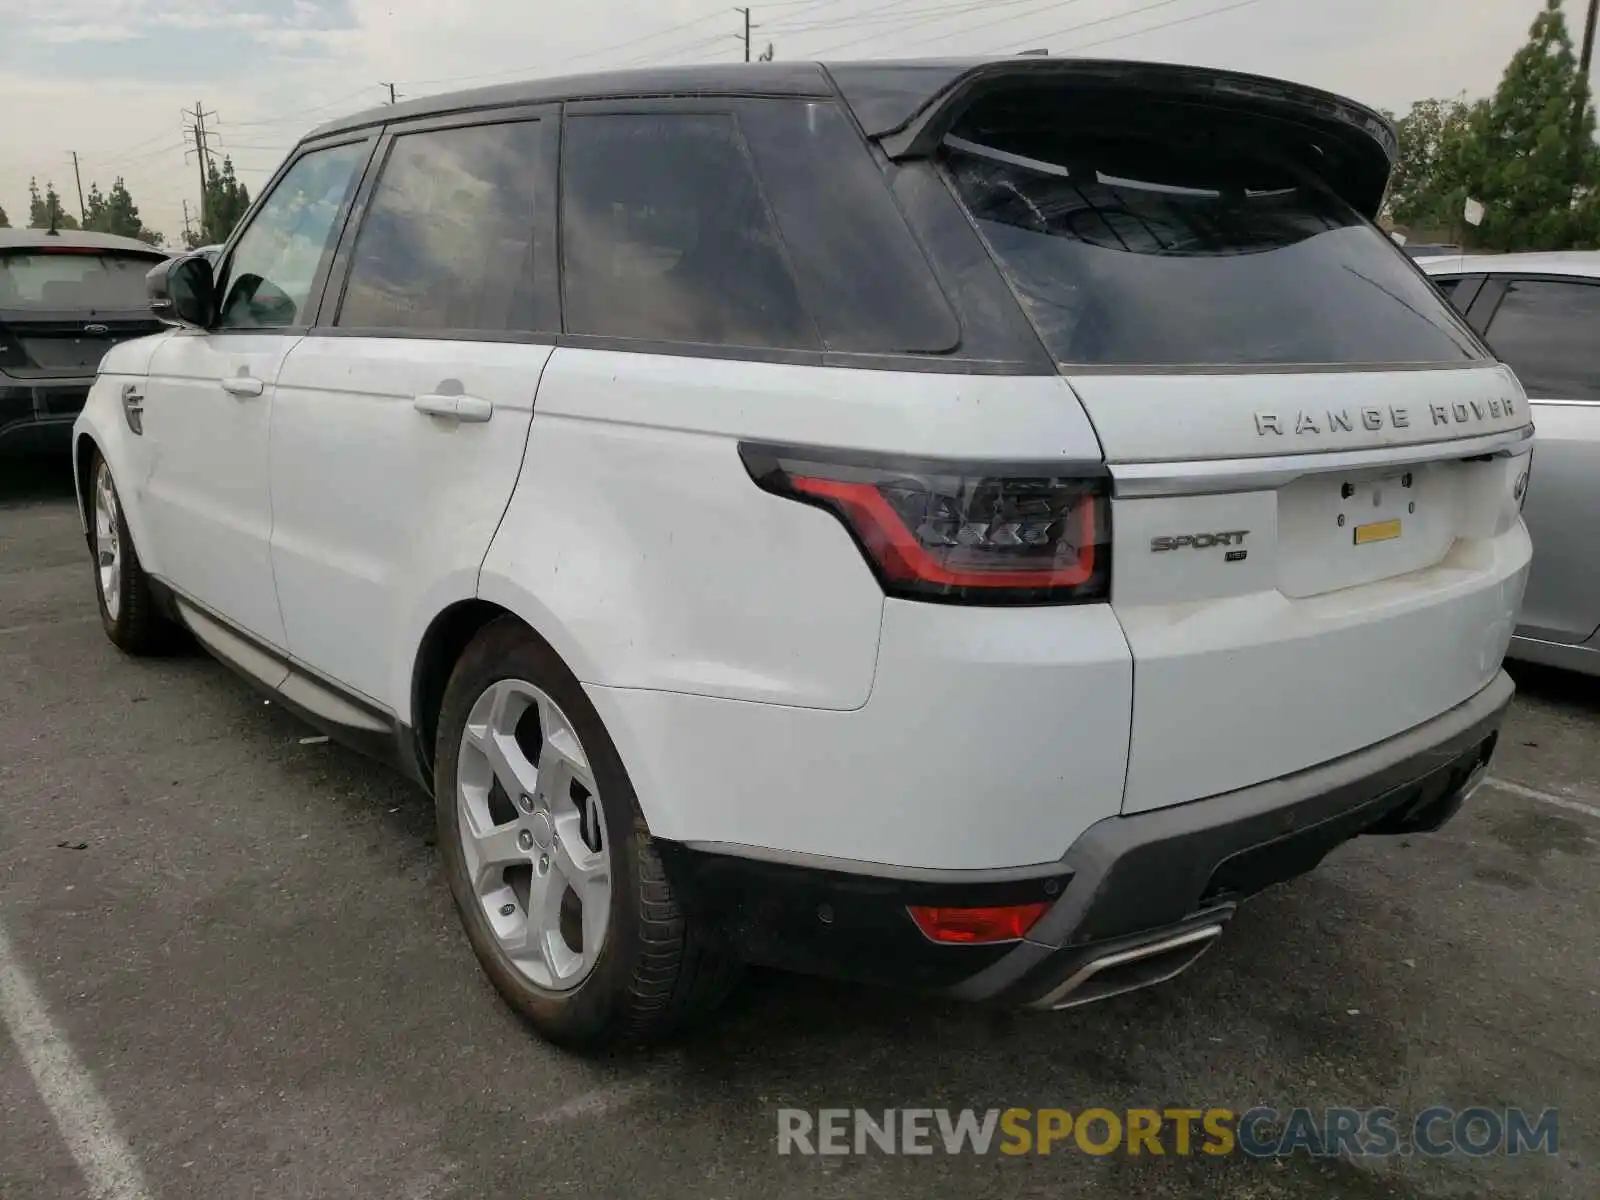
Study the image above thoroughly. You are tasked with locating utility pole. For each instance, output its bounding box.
[182,199,193,245]
[736,7,754,62]
[70,151,86,223]
[183,101,217,239]
[1573,0,1600,183]
[381,81,399,104]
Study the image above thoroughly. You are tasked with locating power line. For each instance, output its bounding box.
[809,0,1078,55]
[393,8,733,90]
[1036,0,1266,52]
[768,0,1036,36]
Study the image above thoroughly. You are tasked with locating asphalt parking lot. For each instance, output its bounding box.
[1,454,1596,1200]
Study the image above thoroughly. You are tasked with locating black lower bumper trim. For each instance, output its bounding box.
[657,671,1514,1005]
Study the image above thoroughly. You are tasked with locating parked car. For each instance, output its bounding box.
[73,58,1531,1050]
[1402,242,1463,258]
[0,228,168,455]
[1423,251,1600,675]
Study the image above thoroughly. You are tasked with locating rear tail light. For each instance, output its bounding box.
[908,903,1051,944]
[738,442,1109,604]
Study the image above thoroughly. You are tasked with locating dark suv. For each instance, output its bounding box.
[0,229,168,455]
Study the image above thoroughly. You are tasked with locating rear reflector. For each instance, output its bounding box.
[907,903,1051,944]
[738,442,1109,604]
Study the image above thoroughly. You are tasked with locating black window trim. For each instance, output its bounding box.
[1430,272,1486,319]
[207,131,381,337]
[312,102,563,339]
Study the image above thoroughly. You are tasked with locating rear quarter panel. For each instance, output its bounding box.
[480,348,1103,709]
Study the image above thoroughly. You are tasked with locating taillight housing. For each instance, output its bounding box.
[738,442,1109,605]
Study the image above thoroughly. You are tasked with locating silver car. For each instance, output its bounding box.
[1423,251,1600,674]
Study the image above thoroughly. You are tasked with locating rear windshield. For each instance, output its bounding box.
[0,251,159,313]
[942,133,1483,368]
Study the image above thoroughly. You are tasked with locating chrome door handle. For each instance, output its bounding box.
[220,376,264,398]
[413,393,493,423]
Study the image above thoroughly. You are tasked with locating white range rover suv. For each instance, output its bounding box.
[73,58,1532,1049]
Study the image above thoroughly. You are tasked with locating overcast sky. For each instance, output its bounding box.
[0,0,1568,243]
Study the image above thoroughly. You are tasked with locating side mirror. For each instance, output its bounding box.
[146,254,215,329]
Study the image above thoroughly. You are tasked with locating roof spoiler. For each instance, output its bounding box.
[827,58,1398,220]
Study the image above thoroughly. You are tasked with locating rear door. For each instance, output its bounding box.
[1473,275,1600,646]
[268,109,557,709]
[942,104,1532,813]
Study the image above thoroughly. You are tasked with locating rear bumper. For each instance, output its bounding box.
[659,669,1513,1006]
[0,378,91,454]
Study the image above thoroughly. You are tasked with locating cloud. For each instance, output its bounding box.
[0,0,1553,246]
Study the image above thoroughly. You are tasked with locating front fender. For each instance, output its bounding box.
[72,377,162,577]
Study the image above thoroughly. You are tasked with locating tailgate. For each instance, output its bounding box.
[1078,366,1532,812]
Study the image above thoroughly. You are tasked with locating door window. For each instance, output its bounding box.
[1483,278,1600,401]
[215,141,368,330]
[336,120,544,333]
[560,113,818,349]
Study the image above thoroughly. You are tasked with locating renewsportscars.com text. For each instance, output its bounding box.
[776,1107,1559,1159]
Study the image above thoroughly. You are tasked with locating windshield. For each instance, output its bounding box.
[942,135,1484,368]
[0,250,160,313]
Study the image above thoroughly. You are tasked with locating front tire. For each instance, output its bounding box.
[434,616,738,1049]
[89,452,176,656]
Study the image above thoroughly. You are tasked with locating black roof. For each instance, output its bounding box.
[309,62,835,140]
[0,228,169,255]
[309,56,1390,140]
[301,56,1396,217]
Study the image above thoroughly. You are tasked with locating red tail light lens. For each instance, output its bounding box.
[738,442,1109,604]
[908,903,1051,944]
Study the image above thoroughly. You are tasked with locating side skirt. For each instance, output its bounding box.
[150,577,433,793]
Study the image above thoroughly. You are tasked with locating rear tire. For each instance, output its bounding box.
[434,616,739,1050]
[89,451,177,656]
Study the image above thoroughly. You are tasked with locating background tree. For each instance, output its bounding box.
[0,200,9,227]
[81,176,164,246]
[1383,97,1481,233]
[26,178,80,230]
[181,228,204,250]
[1464,0,1599,250]
[201,157,251,244]
[82,182,108,232]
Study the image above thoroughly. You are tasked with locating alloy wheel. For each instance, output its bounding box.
[455,678,611,991]
[93,461,122,623]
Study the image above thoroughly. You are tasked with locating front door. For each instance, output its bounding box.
[141,137,373,647]
[268,113,556,709]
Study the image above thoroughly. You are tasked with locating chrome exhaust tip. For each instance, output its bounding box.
[1031,923,1225,1011]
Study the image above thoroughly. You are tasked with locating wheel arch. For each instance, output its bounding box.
[409,593,600,783]
[73,431,99,554]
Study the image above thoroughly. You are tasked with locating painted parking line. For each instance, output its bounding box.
[0,920,152,1200]
[1485,777,1600,821]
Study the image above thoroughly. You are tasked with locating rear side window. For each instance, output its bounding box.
[337,120,544,333]
[941,120,1484,368]
[737,101,958,354]
[1482,278,1600,401]
[561,113,817,349]
[0,251,160,312]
